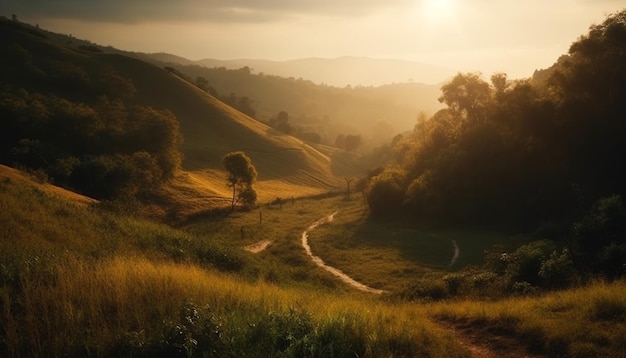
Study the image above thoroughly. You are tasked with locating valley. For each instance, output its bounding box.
[2,11,626,357]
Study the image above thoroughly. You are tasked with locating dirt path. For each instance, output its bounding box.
[298,212,540,356]
[243,239,273,253]
[439,319,544,358]
[301,212,384,294]
[450,239,460,266]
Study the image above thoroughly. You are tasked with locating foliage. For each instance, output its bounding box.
[365,168,405,216]
[269,110,293,134]
[0,21,184,200]
[538,249,578,289]
[365,9,626,235]
[222,151,258,211]
[505,241,556,286]
[570,195,626,276]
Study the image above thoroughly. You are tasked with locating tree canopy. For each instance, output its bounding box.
[0,19,185,200]
[222,151,258,211]
[365,9,626,231]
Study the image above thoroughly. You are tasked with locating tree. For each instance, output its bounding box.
[270,110,292,134]
[335,134,345,149]
[223,151,258,211]
[438,72,492,124]
[344,134,362,153]
[196,76,209,92]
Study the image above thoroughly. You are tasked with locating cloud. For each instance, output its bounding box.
[2,0,410,23]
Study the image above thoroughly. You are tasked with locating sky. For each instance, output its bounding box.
[2,0,624,80]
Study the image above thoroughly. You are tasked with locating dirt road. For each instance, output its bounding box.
[301,213,384,294]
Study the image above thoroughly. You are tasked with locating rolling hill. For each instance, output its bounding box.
[0,18,347,213]
[194,56,455,87]
[136,58,445,149]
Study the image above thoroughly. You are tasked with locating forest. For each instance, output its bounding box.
[0,19,183,199]
[365,10,626,281]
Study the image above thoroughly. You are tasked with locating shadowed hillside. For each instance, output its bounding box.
[0,18,345,210]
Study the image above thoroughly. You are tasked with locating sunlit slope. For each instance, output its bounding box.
[1,19,345,203]
[92,54,344,196]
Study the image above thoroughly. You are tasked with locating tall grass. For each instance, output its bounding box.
[0,176,244,273]
[431,280,626,357]
[6,168,626,356]
[2,256,469,357]
[0,169,470,357]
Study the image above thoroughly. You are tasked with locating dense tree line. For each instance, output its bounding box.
[0,89,182,198]
[365,10,626,276]
[0,19,183,199]
[367,10,626,227]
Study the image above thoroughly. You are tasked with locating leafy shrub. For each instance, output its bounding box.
[366,168,405,216]
[111,300,224,358]
[538,249,578,289]
[242,307,315,356]
[505,240,555,285]
[511,281,538,296]
[158,300,223,358]
[571,195,626,275]
[398,276,449,301]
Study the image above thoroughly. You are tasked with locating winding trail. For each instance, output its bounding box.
[243,239,273,253]
[301,212,385,294]
[450,239,460,266]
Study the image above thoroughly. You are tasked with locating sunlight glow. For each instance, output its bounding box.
[419,0,459,24]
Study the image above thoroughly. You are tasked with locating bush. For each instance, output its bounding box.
[538,249,578,289]
[571,195,626,275]
[506,240,555,285]
[366,168,405,216]
[398,276,449,301]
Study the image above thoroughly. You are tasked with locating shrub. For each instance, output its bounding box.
[506,240,555,285]
[397,275,449,301]
[366,168,405,216]
[571,195,626,275]
[538,249,578,289]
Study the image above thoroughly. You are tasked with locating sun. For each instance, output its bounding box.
[419,0,459,24]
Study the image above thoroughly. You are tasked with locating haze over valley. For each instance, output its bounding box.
[2,2,626,357]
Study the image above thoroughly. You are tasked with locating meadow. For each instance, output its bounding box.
[0,166,467,357]
[2,167,626,357]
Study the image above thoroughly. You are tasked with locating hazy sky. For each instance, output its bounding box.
[2,0,623,79]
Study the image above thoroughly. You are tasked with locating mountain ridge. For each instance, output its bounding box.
[193,56,455,87]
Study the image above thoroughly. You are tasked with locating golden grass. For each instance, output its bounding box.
[0,164,97,207]
[159,168,333,219]
[4,162,625,357]
[430,280,626,357]
[4,256,469,357]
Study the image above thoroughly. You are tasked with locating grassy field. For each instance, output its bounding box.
[431,280,626,357]
[3,166,626,357]
[305,202,526,292]
[0,165,468,357]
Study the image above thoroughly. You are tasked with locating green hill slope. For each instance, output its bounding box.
[0,19,344,208]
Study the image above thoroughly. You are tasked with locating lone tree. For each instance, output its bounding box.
[223,151,258,211]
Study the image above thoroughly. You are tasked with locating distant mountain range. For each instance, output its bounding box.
[146,54,455,87]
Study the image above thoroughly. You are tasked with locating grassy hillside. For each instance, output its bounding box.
[0,160,470,358]
[0,19,345,212]
[3,157,626,357]
[140,63,443,150]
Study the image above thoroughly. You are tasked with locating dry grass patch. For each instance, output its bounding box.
[430,280,626,357]
[2,256,470,357]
